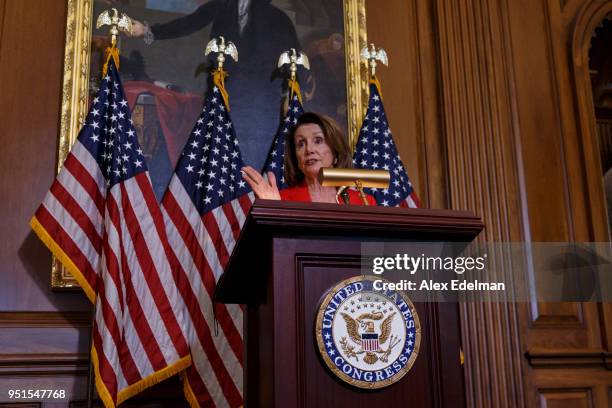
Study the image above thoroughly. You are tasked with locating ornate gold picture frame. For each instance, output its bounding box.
[53,0,368,289]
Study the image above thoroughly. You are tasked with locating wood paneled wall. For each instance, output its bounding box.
[366,0,447,209]
[0,0,611,406]
[0,0,92,405]
[367,0,612,406]
[0,3,186,406]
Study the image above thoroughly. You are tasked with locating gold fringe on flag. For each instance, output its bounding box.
[213,69,231,111]
[102,45,120,76]
[288,77,302,105]
[370,76,383,101]
[29,216,96,303]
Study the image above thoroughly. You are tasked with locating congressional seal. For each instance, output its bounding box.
[315,276,421,389]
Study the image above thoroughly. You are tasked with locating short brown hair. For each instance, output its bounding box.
[284,112,352,186]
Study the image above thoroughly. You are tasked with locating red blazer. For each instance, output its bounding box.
[280,181,377,206]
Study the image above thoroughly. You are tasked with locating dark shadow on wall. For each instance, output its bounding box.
[16,230,90,312]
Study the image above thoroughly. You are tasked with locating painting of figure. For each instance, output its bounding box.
[90,0,349,199]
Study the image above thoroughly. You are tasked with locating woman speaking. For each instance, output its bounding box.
[242,112,376,205]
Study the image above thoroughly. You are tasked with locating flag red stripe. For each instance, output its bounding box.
[221,201,242,240]
[181,287,243,406]
[49,180,103,251]
[99,220,142,385]
[101,220,125,313]
[106,192,160,383]
[159,210,245,392]
[95,261,123,348]
[202,212,231,269]
[96,273,142,386]
[115,185,168,372]
[163,193,243,404]
[63,152,106,215]
[134,174,190,354]
[164,193,243,361]
[92,322,119,400]
[185,366,217,407]
[34,206,98,291]
[399,192,419,208]
[237,194,252,217]
[183,285,242,406]
[118,232,167,375]
[187,355,241,407]
[410,191,420,207]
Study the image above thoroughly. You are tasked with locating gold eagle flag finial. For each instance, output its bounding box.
[360,43,388,78]
[204,36,238,110]
[96,8,132,47]
[277,48,310,82]
[205,36,239,71]
[277,48,309,105]
[96,8,132,75]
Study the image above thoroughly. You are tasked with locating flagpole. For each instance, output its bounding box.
[85,10,131,407]
[86,302,96,408]
[357,43,389,150]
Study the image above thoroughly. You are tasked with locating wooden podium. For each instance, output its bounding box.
[215,200,483,407]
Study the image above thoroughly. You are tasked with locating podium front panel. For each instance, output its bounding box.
[244,237,464,407]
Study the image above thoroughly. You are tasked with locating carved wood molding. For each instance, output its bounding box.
[0,312,91,328]
[569,0,612,362]
[434,0,527,405]
[526,349,612,369]
[529,310,585,328]
[0,353,89,375]
[294,254,361,408]
[570,0,612,242]
[248,199,483,238]
[537,388,594,407]
[53,0,94,291]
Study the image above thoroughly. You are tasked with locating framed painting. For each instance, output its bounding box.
[52,0,368,289]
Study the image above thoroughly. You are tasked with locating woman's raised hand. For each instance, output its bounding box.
[122,19,145,37]
[241,166,281,200]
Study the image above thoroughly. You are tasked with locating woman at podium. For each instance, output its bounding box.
[242,112,376,205]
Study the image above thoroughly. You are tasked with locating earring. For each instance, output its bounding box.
[333,157,338,166]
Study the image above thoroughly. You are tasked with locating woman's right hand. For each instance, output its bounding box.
[241,166,281,200]
[125,19,146,37]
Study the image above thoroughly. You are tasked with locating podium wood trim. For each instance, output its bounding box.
[216,199,483,304]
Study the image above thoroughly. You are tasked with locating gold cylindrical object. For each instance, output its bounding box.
[318,168,390,189]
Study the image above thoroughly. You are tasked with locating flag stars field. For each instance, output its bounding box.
[171,87,249,214]
[353,80,420,208]
[263,93,304,190]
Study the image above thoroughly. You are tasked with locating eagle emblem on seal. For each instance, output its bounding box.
[340,311,400,365]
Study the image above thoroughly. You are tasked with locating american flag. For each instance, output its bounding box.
[161,75,253,407]
[262,87,304,189]
[30,59,192,407]
[353,81,420,208]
